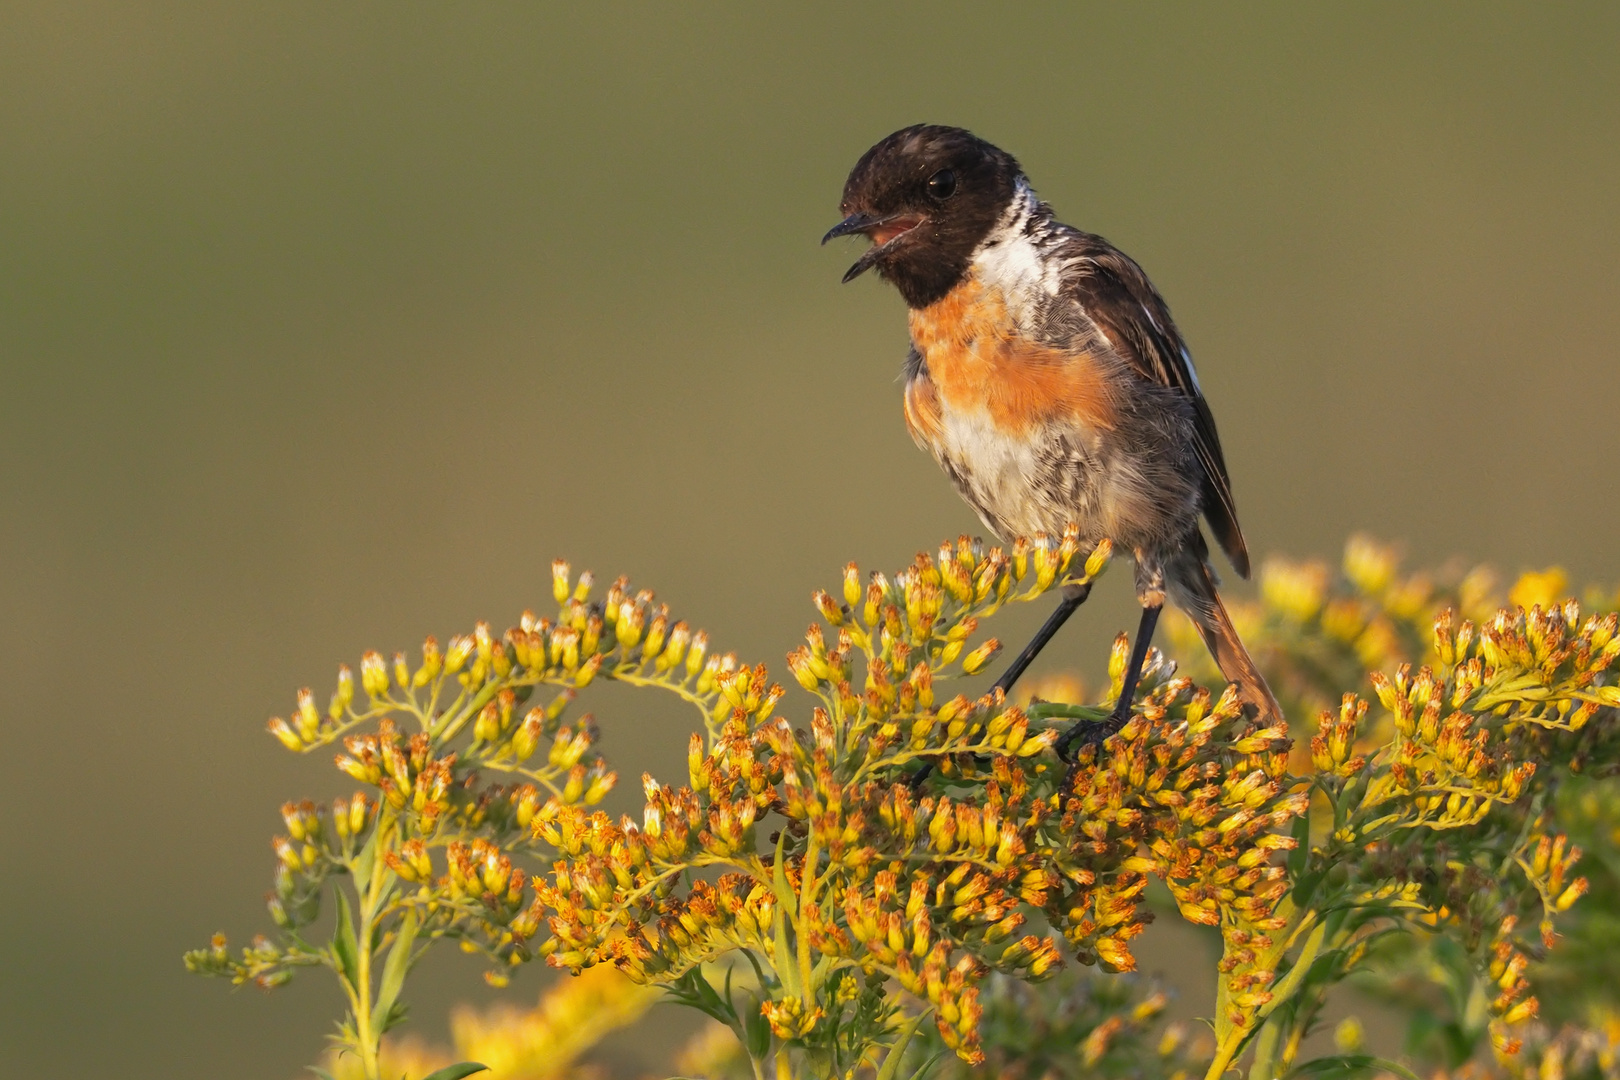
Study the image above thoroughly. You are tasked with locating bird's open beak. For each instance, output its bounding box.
[822,211,925,283]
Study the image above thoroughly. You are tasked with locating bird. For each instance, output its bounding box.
[822,124,1280,757]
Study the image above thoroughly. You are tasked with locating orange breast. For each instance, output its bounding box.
[907,276,1119,439]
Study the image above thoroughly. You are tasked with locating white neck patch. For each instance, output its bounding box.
[968,179,1059,314]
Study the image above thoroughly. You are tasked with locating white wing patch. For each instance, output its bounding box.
[1179,344,1203,394]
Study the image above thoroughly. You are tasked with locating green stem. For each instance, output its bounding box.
[354,925,378,1080]
[797,838,819,1001]
[353,813,395,1080]
[1205,1032,1246,1080]
[1206,903,1316,1080]
[434,682,502,744]
[609,669,717,721]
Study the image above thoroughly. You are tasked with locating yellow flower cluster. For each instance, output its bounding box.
[1225,597,1619,1075]
[189,563,767,1078]
[1056,677,1301,964]
[191,529,1617,1080]
[526,532,1315,1070]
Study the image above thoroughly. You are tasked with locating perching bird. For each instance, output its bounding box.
[823,124,1280,754]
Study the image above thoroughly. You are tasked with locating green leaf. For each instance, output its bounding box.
[307,1068,338,1080]
[1287,805,1311,878]
[771,834,799,997]
[678,967,732,1025]
[666,968,757,1037]
[368,882,398,950]
[1287,1054,1422,1080]
[418,1064,489,1080]
[875,1009,932,1080]
[905,1051,947,1080]
[373,909,418,1027]
[770,831,796,913]
[378,998,409,1036]
[738,947,776,995]
[721,965,740,1025]
[1259,919,1328,1019]
[1247,1015,1282,1080]
[742,995,773,1062]
[331,889,360,991]
[1292,867,1324,910]
[351,824,381,895]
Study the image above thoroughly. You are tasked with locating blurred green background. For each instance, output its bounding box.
[2,3,1617,1078]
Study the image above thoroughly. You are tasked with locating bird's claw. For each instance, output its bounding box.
[1055,710,1128,789]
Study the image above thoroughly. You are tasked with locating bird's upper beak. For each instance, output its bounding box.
[821,211,885,245]
[822,210,925,283]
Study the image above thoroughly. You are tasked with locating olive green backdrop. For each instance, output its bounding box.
[2,4,1616,1078]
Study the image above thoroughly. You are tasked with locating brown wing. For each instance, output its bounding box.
[1059,234,1251,578]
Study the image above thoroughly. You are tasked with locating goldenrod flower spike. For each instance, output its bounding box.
[193,535,1619,1080]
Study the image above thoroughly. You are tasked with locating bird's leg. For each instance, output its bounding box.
[909,582,1092,790]
[1055,601,1161,760]
[991,581,1092,696]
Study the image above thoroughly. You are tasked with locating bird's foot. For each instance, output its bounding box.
[1054,710,1128,760]
[1054,709,1130,789]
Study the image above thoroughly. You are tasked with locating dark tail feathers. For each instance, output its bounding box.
[1182,560,1282,725]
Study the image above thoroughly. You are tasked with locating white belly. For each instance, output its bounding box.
[931,404,1108,544]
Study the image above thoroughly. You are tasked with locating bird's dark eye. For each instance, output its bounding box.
[926,169,957,200]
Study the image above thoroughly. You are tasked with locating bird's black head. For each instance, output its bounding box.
[823,124,1024,309]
